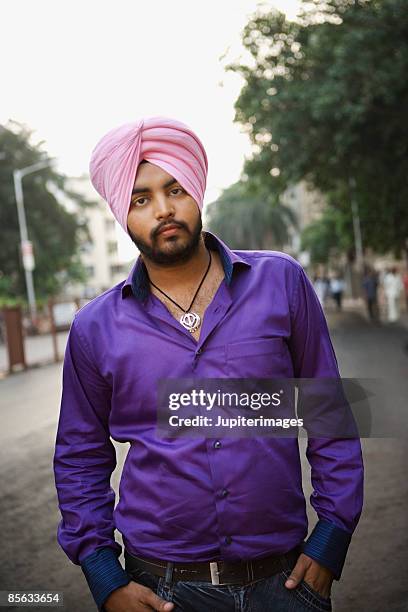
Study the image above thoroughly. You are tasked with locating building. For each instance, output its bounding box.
[60,175,134,299]
[280,180,327,258]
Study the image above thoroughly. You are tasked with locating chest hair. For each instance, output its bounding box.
[149,250,225,343]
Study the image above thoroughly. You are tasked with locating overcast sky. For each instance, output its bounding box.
[1,0,302,260]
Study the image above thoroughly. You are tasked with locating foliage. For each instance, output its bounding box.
[206,181,297,250]
[0,122,96,301]
[226,0,408,258]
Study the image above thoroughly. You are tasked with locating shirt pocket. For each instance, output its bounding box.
[226,337,286,378]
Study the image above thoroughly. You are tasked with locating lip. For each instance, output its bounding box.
[157,224,181,236]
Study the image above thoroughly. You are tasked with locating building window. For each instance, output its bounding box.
[79,241,93,254]
[105,219,115,231]
[107,240,118,254]
[110,264,125,276]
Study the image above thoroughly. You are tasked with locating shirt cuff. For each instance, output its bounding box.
[81,547,131,610]
[301,519,352,580]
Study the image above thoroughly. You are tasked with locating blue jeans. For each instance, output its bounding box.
[125,550,333,611]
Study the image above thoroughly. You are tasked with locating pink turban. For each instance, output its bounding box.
[89,116,208,235]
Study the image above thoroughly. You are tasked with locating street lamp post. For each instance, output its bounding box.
[13,160,52,325]
[349,176,364,271]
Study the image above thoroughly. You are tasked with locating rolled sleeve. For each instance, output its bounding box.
[301,519,352,580]
[81,547,130,610]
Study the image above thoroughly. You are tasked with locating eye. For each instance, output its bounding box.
[132,197,148,207]
[170,187,184,196]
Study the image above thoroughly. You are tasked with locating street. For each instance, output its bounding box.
[0,309,407,612]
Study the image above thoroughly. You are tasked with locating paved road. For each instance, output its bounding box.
[0,310,407,611]
[325,311,408,611]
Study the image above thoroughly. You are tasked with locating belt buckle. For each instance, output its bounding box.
[209,561,220,585]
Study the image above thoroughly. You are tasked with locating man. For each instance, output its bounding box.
[403,268,408,312]
[383,267,403,323]
[329,274,345,312]
[53,117,364,612]
[362,266,379,321]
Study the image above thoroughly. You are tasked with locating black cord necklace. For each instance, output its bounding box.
[148,249,212,333]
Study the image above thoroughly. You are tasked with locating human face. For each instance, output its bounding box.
[127,161,202,265]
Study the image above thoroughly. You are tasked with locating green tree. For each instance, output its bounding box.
[301,205,353,264]
[206,181,297,250]
[226,0,408,258]
[0,122,95,304]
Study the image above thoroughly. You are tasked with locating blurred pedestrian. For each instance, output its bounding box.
[323,275,331,307]
[313,274,327,307]
[383,267,403,322]
[362,267,379,321]
[330,274,345,311]
[402,269,408,311]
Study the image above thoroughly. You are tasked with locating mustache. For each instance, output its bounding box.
[153,221,187,238]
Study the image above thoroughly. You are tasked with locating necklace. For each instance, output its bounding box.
[148,249,212,333]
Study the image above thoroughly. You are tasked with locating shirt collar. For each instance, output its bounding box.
[121,230,251,301]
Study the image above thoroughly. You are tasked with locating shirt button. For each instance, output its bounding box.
[196,348,202,355]
[213,440,222,449]
[224,536,232,545]
[221,489,229,498]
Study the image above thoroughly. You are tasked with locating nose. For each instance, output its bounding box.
[154,194,175,221]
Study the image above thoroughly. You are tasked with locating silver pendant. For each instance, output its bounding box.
[180,311,201,333]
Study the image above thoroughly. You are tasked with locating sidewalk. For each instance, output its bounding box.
[324,295,408,330]
[0,330,69,378]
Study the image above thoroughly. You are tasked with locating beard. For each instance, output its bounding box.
[127,215,203,266]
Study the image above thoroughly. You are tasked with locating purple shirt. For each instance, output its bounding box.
[53,230,363,609]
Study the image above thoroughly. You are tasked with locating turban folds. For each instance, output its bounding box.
[89,116,209,235]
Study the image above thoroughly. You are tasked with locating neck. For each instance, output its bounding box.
[142,233,210,291]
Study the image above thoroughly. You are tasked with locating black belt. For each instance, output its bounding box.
[124,544,302,586]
